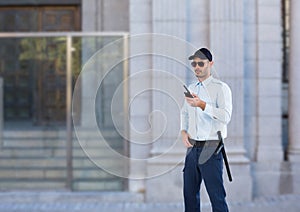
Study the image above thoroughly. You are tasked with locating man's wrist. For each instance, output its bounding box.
[197,100,206,110]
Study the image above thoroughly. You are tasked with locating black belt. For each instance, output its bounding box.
[188,138,206,148]
[188,138,219,148]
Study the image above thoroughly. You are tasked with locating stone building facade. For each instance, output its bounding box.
[81,0,300,202]
[0,0,299,204]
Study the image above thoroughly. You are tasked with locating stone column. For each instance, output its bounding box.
[244,0,259,162]
[82,0,100,31]
[82,0,129,31]
[255,0,283,163]
[288,0,300,162]
[288,0,300,195]
[209,0,252,202]
[253,0,284,197]
[145,0,188,202]
[128,0,153,195]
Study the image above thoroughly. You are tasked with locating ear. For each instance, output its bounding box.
[209,61,214,66]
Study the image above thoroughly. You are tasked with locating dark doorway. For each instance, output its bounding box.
[0,6,80,124]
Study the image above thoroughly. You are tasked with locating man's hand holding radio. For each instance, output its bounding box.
[185,93,206,110]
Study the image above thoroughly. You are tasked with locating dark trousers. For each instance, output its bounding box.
[183,146,229,212]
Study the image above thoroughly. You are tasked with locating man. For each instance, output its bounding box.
[181,48,232,212]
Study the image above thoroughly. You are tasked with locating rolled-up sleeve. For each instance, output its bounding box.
[203,83,232,124]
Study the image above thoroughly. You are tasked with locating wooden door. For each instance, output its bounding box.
[0,6,80,124]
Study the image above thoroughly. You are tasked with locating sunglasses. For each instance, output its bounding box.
[191,61,206,68]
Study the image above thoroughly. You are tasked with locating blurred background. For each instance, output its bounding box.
[0,0,299,211]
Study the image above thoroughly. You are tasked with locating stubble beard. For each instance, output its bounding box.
[195,69,207,81]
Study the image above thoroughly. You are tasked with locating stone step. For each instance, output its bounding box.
[3,128,120,136]
[2,130,121,145]
[0,180,66,190]
[0,167,121,179]
[0,178,124,191]
[0,157,125,169]
[0,164,125,191]
[0,146,124,158]
[0,129,126,191]
[73,180,124,191]
[0,191,144,203]
[2,138,123,149]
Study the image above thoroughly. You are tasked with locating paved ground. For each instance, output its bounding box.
[0,191,300,212]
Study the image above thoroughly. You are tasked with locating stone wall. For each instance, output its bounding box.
[79,0,300,202]
[82,0,129,31]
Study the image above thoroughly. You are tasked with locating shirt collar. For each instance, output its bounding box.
[196,75,213,87]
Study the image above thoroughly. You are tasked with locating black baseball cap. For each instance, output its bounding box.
[188,48,213,61]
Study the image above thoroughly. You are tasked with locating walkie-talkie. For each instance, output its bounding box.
[183,85,193,98]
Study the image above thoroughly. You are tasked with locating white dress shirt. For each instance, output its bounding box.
[181,76,232,140]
